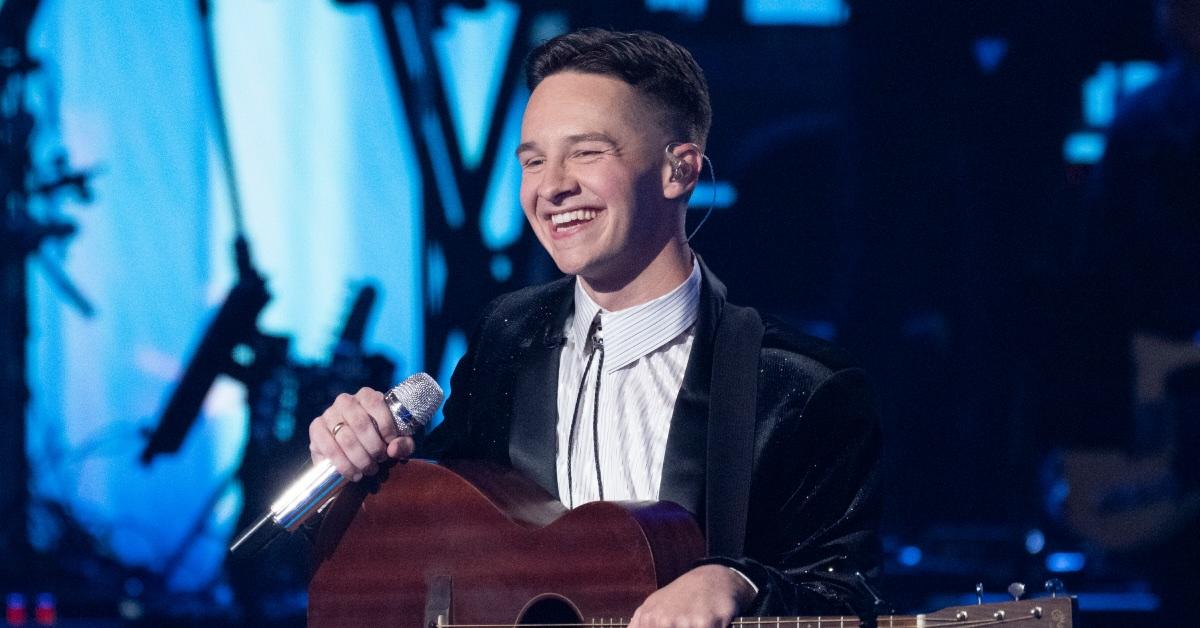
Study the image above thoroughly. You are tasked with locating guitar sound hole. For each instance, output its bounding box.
[518,594,584,626]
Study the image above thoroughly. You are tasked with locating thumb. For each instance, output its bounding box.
[387,436,415,460]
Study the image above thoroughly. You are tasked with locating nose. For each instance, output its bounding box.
[536,161,579,206]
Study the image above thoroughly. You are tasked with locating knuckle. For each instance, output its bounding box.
[344,405,369,429]
[330,397,350,413]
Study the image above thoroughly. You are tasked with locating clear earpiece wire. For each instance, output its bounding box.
[685,153,717,242]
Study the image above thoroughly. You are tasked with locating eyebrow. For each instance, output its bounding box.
[515,132,618,157]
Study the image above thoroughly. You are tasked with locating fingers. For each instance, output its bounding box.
[627,565,745,628]
[354,387,402,442]
[309,415,359,479]
[629,607,726,628]
[387,437,416,460]
[308,387,412,482]
[341,388,394,460]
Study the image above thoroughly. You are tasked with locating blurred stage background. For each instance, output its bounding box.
[3,0,1198,625]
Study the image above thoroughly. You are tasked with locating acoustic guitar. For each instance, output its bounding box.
[309,460,1075,628]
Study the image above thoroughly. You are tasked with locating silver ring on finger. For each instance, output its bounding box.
[332,421,346,436]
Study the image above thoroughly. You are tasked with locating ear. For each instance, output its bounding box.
[662,142,704,200]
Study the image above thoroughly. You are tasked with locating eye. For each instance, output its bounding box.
[521,157,545,171]
[572,149,604,160]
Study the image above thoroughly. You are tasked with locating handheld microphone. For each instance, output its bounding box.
[229,372,444,556]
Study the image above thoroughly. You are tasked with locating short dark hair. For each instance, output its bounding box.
[525,28,712,147]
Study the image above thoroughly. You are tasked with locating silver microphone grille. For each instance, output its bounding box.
[385,372,445,436]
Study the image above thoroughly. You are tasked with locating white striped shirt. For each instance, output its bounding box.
[555,259,701,508]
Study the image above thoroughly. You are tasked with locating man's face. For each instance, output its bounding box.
[517,72,676,286]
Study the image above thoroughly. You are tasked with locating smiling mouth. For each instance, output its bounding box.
[550,209,599,231]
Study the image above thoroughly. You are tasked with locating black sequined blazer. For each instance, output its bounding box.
[421,257,882,617]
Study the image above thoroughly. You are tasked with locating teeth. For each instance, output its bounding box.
[551,209,597,226]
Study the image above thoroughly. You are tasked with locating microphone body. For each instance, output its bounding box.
[270,458,352,532]
[229,373,443,555]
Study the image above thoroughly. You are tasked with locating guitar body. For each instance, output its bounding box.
[308,460,705,628]
[309,460,1078,628]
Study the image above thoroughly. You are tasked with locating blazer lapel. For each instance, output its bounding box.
[658,258,726,519]
[508,281,573,500]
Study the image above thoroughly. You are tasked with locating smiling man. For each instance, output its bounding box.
[309,28,882,627]
[516,69,696,310]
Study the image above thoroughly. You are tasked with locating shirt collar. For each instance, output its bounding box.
[569,258,702,372]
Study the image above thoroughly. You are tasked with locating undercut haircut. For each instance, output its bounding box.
[525,28,712,148]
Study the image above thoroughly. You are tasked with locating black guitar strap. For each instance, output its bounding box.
[704,303,764,557]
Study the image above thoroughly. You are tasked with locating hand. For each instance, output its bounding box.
[628,564,756,628]
[308,387,416,481]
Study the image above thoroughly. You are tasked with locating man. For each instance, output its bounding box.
[308,28,881,627]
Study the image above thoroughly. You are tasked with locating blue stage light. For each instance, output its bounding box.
[490,254,513,282]
[432,1,519,171]
[646,0,708,20]
[432,329,469,430]
[691,181,738,209]
[898,545,923,567]
[1024,529,1045,554]
[1063,132,1107,164]
[1045,551,1086,573]
[1083,63,1119,128]
[481,88,530,251]
[972,37,1009,75]
[1121,61,1161,96]
[1081,61,1162,129]
[422,113,467,229]
[744,0,850,26]
[392,4,427,80]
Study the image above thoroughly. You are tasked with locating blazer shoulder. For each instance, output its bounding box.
[477,277,569,319]
[476,276,573,336]
[756,312,861,377]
